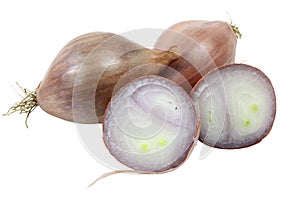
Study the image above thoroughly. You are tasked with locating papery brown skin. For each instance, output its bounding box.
[37,32,179,123]
[155,20,237,91]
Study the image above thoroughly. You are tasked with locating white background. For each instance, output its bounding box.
[0,0,299,199]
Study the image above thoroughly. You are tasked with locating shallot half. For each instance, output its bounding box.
[191,63,276,149]
[103,76,199,171]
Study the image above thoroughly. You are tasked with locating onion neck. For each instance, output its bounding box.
[151,46,180,65]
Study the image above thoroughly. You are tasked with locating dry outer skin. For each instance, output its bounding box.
[155,20,237,91]
[37,32,179,123]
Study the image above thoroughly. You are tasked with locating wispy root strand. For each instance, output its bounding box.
[87,170,159,188]
[3,82,38,128]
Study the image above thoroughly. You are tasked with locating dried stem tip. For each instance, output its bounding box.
[3,83,38,128]
[230,21,242,39]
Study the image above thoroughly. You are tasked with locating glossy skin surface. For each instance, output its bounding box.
[155,20,237,91]
[37,33,178,123]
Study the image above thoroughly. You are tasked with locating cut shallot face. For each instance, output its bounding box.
[103,76,199,172]
[191,64,276,149]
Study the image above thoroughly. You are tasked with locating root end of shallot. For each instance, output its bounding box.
[3,82,38,128]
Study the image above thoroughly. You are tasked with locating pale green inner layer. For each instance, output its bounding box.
[139,135,168,152]
[200,77,267,137]
[125,93,179,153]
